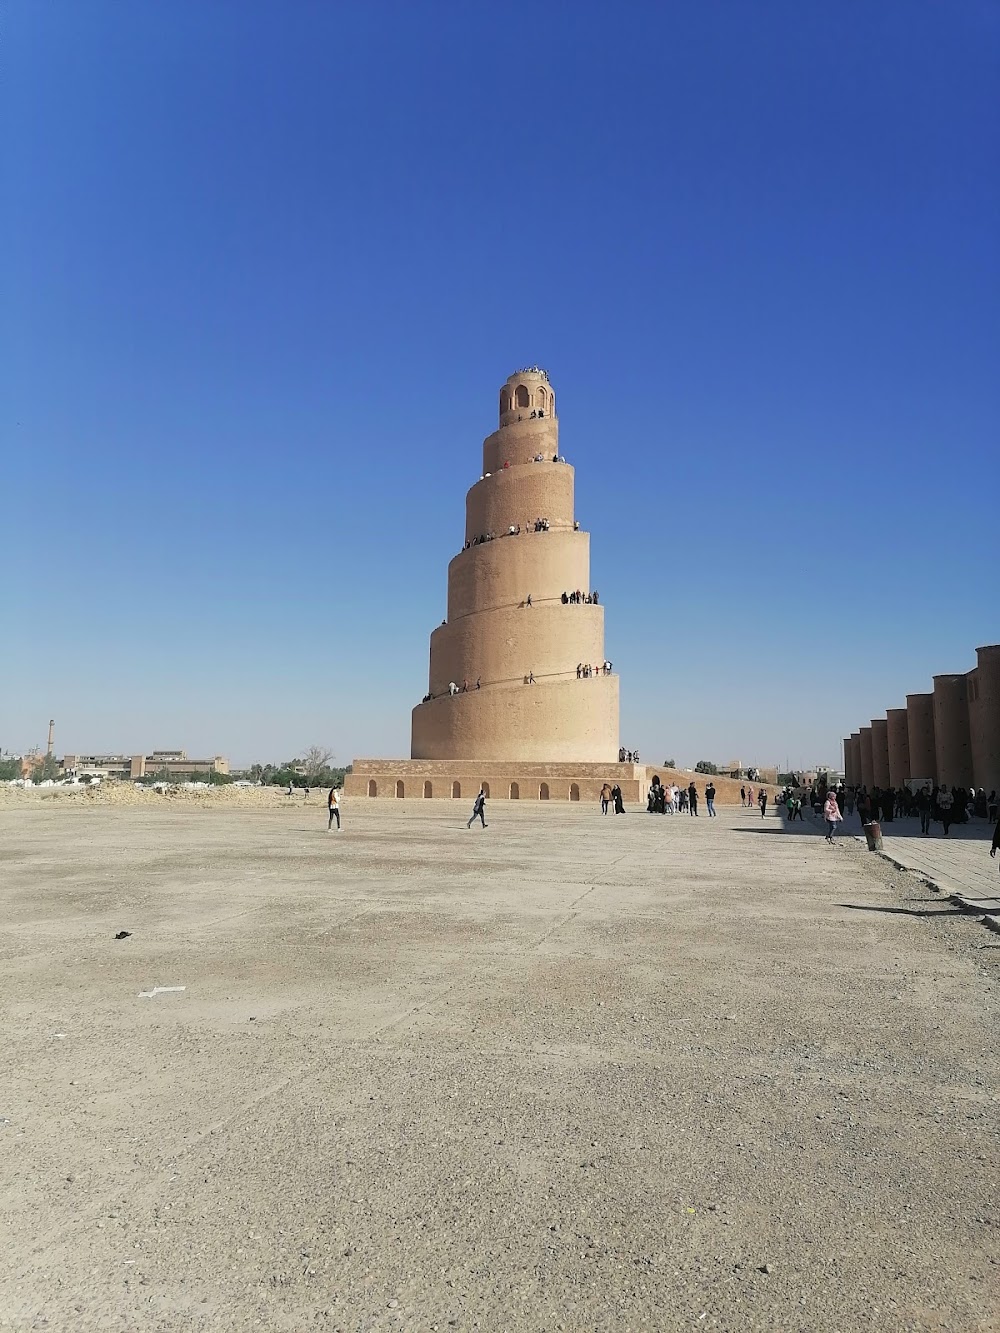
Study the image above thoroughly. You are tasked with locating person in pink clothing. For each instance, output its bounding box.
[823,790,844,842]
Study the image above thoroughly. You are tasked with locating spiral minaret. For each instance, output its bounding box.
[410,369,619,763]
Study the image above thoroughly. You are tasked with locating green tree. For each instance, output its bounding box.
[663,758,676,769]
[694,760,718,775]
[0,755,22,781]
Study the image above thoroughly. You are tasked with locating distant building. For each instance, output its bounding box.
[805,767,842,784]
[60,750,229,780]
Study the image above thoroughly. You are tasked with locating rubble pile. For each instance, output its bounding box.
[0,783,313,809]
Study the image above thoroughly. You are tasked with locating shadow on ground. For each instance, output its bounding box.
[838,903,968,918]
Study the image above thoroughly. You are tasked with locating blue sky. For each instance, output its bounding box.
[3,1,997,771]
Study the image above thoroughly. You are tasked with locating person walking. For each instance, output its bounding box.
[991,814,1000,871]
[612,783,625,814]
[740,784,746,807]
[688,782,699,816]
[600,782,612,815]
[467,786,488,829]
[705,782,717,817]
[327,786,341,831]
[936,785,954,835]
[916,783,932,835]
[746,786,755,810]
[823,790,843,842]
[758,787,768,818]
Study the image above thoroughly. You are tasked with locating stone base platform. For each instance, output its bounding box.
[344,759,648,805]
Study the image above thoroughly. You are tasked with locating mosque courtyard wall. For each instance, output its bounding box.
[846,648,998,792]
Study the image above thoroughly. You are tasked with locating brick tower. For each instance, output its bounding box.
[410,368,618,763]
[346,369,642,804]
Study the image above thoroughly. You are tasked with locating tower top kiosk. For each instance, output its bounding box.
[498,368,556,428]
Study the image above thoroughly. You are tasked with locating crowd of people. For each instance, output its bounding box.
[852,783,997,834]
[644,777,722,817]
[597,774,999,852]
[618,747,639,762]
[561,590,598,604]
[578,662,612,678]
[775,780,999,840]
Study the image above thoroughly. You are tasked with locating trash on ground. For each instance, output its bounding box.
[137,986,186,999]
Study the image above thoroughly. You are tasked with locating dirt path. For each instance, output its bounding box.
[1,801,996,1331]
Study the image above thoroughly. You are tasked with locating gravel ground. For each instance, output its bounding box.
[1,799,997,1332]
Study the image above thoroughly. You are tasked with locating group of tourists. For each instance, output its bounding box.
[463,517,553,548]
[420,677,483,702]
[446,678,481,696]
[644,777,722,817]
[618,747,639,763]
[562,590,598,604]
[775,780,1000,844]
[738,785,770,816]
[577,662,612,678]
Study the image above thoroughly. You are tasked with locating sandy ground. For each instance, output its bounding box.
[1,799,997,1333]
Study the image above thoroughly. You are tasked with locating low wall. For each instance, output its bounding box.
[344,760,644,804]
[345,761,776,807]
